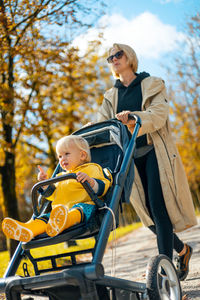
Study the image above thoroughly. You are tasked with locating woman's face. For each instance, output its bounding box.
[109,48,131,75]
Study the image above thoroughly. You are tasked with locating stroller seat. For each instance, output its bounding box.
[23,119,134,249]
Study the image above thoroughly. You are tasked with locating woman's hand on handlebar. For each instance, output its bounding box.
[116,111,136,126]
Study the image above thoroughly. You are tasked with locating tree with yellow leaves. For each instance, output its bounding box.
[0,0,108,256]
[168,12,200,210]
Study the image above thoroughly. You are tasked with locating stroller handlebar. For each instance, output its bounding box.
[31,173,104,216]
[128,113,142,126]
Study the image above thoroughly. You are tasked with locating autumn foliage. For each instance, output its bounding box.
[0,0,108,255]
[168,12,200,209]
[0,1,199,257]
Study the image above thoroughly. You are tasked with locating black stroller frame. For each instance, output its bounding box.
[0,115,182,300]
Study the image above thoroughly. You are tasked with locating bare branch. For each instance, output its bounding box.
[1,0,77,44]
[21,140,49,156]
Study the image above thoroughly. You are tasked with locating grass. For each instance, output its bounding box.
[0,222,142,278]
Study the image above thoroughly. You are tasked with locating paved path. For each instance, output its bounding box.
[103,218,200,299]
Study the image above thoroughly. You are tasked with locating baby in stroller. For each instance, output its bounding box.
[2,135,112,243]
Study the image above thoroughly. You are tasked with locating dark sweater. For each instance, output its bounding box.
[115,72,150,148]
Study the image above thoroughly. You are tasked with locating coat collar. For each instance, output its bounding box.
[104,76,165,114]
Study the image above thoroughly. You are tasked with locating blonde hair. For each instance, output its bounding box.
[56,135,91,162]
[108,43,138,78]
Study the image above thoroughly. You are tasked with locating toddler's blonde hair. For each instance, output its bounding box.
[56,135,91,162]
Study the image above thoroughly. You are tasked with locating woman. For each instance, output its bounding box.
[97,43,197,281]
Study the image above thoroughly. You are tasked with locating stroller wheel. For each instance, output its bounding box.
[146,254,182,300]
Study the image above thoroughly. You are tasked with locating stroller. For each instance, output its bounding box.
[0,115,182,300]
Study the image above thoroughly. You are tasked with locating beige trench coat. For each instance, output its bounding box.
[98,76,197,232]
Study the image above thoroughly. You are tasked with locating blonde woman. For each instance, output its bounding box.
[98,43,197,281]
[2,135,112,242]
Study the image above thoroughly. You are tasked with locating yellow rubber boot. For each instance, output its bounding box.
[2,218,47,242]
[46,205,82,237]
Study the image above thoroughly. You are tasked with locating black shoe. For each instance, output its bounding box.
[174,244,193,281]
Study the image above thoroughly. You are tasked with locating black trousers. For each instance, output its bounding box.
[135,148,184,259]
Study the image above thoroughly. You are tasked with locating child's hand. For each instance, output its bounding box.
[37,165,48,181]
[76,171,95,187]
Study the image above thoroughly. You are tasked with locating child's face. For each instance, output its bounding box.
[57,142,87,171]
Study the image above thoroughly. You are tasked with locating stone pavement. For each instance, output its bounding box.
[102,218,200,299]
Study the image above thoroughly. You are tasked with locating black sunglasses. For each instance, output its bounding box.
[107,50,124,63]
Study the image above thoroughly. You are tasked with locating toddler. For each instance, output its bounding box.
[2,135,112,242]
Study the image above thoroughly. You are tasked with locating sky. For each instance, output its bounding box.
[73,0,199,81]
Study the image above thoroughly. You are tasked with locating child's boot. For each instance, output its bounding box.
[46,205,82,237]
[2,218,47,242]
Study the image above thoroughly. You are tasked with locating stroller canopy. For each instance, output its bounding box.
[73,119,135,204]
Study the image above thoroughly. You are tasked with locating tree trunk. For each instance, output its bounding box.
[0,36,20,257]
[1,151,20,257]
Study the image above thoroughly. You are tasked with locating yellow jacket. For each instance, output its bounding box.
[47,163,112,209]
